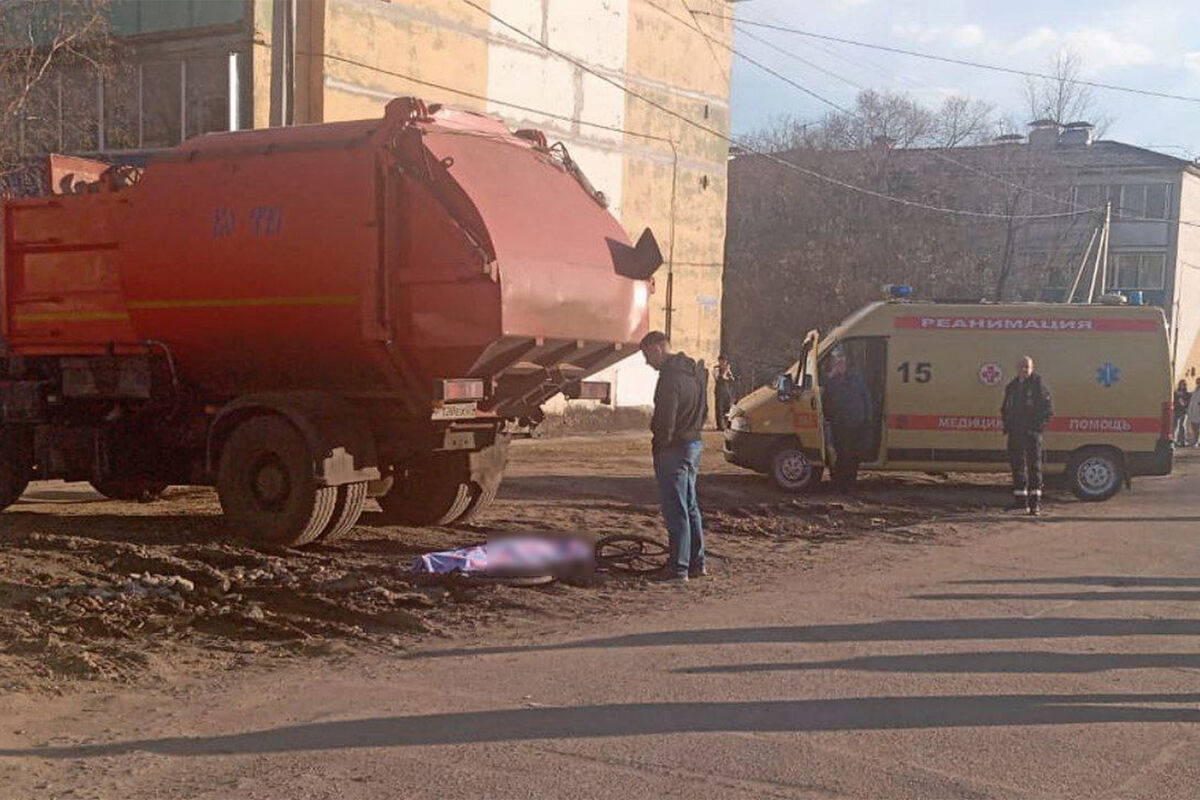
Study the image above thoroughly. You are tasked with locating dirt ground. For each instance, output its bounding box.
[0,431,1015,693]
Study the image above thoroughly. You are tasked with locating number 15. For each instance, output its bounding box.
[897,361,932,383]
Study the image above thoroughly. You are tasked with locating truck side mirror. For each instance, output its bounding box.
[774,373,795,402]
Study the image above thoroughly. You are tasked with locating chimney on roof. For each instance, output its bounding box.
[1060,121,1095,146]
[994,133,1025,145]
[1028,119,1061,149]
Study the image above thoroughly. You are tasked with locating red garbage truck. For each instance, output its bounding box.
[0,97,660,545]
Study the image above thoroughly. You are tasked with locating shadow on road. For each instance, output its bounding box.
[1031,516,1200,524]
[412,617,1200,658]
[5,693,1198,759]
[914,591,1200,602]
[948,576,1200,588]
[0,512,227,546]
[677,651,1200,675]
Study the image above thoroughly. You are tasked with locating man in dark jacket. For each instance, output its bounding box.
[713,354,735,431]
[641,330,707,581]
[1173,379,1191,446]
[822,348,874,490]
[1001,355,1054,515]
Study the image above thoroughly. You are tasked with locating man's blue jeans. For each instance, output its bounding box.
[653,440,704,577]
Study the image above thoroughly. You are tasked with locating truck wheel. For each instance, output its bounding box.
[455,479,501,525]
[316,481,369,542]
[217,416,339,547]
[1067,447,1124,502]
[0,427,33,511]
[770,444,822,493]
[377,470,472,526]
[90,477,169,503]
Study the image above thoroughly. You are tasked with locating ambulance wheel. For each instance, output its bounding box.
[1067,447,1123,502]
[217,416,339,547]
[377,465,472,527]
[0,426,33,511]
[90,476,169,503]
[770,444,822,493]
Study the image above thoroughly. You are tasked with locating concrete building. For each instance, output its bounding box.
[724,122,1200,384]
[1014,122,1200,380]
[7,0,734,408]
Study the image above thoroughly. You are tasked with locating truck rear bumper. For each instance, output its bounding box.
[1128,440,1173,477]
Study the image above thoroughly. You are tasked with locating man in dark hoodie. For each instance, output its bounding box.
[1001,355,1054,515]
[640,330,708,582]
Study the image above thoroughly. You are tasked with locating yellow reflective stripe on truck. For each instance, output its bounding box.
[126,294,358,310]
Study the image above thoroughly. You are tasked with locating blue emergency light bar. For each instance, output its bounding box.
[885,284,913,299]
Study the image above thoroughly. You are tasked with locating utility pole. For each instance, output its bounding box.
[1066,225,1099,303]
[1086,201,1111,302]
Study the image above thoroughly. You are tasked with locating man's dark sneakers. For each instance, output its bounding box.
[1028,504,1042,517]
[688,565,709,579]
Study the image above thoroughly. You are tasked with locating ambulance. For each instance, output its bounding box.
[724,297,1174,501]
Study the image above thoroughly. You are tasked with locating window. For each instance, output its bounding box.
[1030,188,1069,215]
[141,60,182,147]
[1145,184,1169,219]
[1073,184,1103,211]
[184,55,230,137]
[1107,252,1166,290]
[16,48,242,156]
[1073,184,1171,221]
[103,64,140,151]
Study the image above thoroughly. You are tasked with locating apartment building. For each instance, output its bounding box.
[724,120,1200,382]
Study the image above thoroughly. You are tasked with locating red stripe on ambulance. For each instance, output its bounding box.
[889,414,1158,433]
[894,315,1159,333]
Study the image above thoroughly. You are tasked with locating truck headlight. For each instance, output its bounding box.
[730,413,750,432]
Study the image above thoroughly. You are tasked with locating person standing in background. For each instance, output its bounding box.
[822,348,874,491]
[1173,379,1191,446]
[1001,355,1054,516]
[1188,377,1200,448]
[713,354,735,431]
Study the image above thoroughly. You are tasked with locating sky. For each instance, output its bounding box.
[727,0,1200,159]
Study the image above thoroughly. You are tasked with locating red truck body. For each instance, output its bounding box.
[0,98,659,544]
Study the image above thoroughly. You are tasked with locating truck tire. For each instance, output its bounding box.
[0,427,33,511]
[770,444,822,493]
[1067,447,1124,502]
[455,479,501,525]
[316,481,369,542]
[90,477,169,503]
[377,469,472,527]
[217,416,339,547]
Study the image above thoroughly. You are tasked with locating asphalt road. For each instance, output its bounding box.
[4,454,1200,799]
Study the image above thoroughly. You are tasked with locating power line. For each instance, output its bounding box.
[667,1,1082,213]
[312,51,675,144]
[739,25,866,94]
[458,0,1092,221]
[692,10,1200,105]
[675,5,1200,230]
[652,1,851,114]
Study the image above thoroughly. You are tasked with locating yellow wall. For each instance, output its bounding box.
[255,0,733,406]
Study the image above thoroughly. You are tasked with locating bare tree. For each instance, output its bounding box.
[931,95,995,148]
[1023,47,1111,134]
[0,0,119,195]
[819,90,935,150]
[742,90,998,155]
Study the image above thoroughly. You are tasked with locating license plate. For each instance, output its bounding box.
[432,402,478,420]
